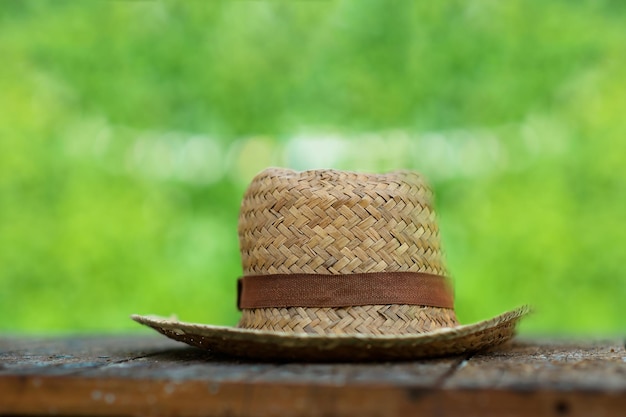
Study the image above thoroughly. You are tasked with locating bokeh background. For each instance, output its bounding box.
[2,0,625,334]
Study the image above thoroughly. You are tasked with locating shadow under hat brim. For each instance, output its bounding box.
[131,306,530,362]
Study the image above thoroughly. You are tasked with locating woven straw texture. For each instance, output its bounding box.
[131,306,528,362]
[237,168,458,335]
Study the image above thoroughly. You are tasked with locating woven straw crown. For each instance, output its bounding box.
[237,168,459,335]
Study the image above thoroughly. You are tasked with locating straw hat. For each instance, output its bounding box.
[133,168,528,361]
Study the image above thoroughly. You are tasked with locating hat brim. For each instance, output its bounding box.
[131,306,529,362]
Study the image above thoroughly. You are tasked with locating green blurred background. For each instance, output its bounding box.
[1,0,624,334]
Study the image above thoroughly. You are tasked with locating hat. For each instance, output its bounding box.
[132,168,528,361]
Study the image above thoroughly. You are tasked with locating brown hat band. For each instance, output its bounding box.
[237,272,454,310]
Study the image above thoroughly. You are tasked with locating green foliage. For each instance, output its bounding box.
[1,0,624,334]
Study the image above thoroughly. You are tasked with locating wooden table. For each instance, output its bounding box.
[1,336,624,417]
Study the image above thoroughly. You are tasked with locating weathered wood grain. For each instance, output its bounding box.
[0,337,624,417]
[445,339,626,391]
[0,335,182,376]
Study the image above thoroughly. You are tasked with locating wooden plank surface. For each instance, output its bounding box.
[0,336,624,417]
